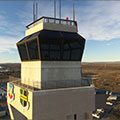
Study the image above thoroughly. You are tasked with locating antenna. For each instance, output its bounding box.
[54,0,56,18]
[33,1,35,22]
[73,4,75,21]
[33,0,38,22]
[59,0,61,19]
[36,2,38,20]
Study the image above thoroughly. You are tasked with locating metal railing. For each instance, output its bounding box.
[81,77,93,86]
[34,80,82,89]
[44,17,77,26]
[9,76,93,91]
[27,17,77,29]
[10,79,36,91]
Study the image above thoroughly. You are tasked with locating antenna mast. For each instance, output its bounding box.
[73,4,75,21]
[59,0,61,19]
[33,1,35,22]
[54,0,56,18]
[36,2,38,20]
[33,0,38,22]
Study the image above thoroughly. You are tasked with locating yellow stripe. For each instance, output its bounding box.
[20,96,28,102]
[20,94,28,102]
[20,94,27,99]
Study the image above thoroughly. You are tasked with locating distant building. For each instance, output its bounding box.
[7,16,95,120]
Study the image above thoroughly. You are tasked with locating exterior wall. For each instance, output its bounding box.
[21,61,82,89]
[25,22,43,36]
[7,83,33,120]
[41,61,82,89]
[33,86,95,120]
[21,61,41,88]
[10,105,27,120]
[7,83,95,120]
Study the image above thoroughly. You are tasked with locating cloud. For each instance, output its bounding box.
[0,36,19,53]
[76,1,120,40]
[26,1,120,41]
[0,11,8,30]
[0,1,120,54]
[0,7,25,53]
[17,1,54,26]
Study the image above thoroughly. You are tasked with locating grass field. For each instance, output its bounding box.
[82,62,120,120]
[82,62,120,92]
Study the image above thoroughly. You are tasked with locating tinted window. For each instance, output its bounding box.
[71,49,81,60]
[70,42,80,49]
[70,41,81,60]
[50,44,60,60]
[18,43,28,61]
[40,40,82,61]
[41,44,49,60]
[17,30,85,61]
[63,44,70,60]
[40,38,62,61]
[27,38,39,60]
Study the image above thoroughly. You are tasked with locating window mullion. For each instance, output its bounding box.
[25,42,30,60]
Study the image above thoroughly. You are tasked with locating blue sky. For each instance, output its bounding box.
[0,1,120,63]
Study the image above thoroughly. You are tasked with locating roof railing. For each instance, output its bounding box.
[27,16,77,29]
[9,76,93,91]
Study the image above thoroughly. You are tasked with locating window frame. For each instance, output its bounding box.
[17,36,41,61]
[26,37,39,60]
[17,42,29,61]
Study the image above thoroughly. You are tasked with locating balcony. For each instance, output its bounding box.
[9,76,93,91]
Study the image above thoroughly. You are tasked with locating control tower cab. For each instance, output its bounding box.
[7,17,95,120]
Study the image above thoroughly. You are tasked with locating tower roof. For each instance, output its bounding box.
[25,16,78,36]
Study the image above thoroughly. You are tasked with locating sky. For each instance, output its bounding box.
[0,0,120,63]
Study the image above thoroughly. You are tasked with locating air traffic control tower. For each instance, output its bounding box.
[7,17,95,120]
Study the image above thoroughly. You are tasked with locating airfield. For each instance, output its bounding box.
[0,62,120,119]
